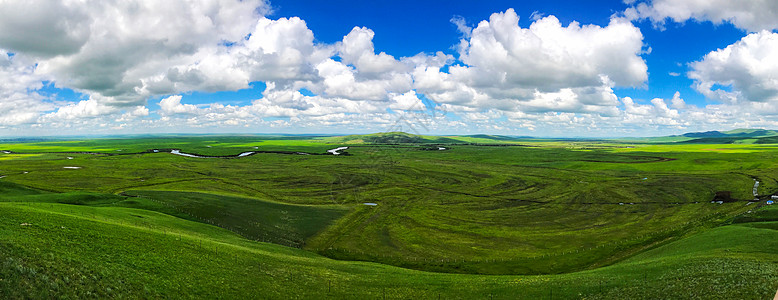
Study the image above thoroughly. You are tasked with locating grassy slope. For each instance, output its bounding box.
[0,181,46,198]
[1,201,777,299]
[119,190,350,247]
[0,180,348,250]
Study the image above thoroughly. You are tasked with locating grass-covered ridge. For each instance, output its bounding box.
[325,131,462,144]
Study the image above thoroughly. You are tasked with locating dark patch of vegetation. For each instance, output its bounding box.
[119,190,349,247]
[713,191,734,202]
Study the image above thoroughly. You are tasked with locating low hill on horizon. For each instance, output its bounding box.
[621,128,778,144]
[678,128,778,138]
[325,132,531,144]
[325,132,455,144]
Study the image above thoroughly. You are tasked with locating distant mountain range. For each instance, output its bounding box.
[321,129,778,145]
[632,128,778,144]
[677,129,778,138]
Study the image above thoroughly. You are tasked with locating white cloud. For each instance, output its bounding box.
[450,15,472,38]
[315,59,396,101]
[670,91,686,109]
[41,97,123,121]
[338,27,406,76]
[627,0,778,31]
[459,10,646,89]
[390,91,425,111]
[0,51,53,126]
[141,15,329,97]
[158,95,199,115]
[689,31,778,104]
[241,16,329,83]
[5,0,269,107]
[419,9,646,115]
[0,1,90,57]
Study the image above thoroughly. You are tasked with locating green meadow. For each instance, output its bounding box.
[1,133,777,298]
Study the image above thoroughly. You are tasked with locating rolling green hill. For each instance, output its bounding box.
[462,134,529,141]
[326,132,462,144]
[682,128,778,138]
[1,200,776,298]
[617,128,778,144]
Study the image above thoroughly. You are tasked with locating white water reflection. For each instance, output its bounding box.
[170,149,204,158]
[328,147,349,155]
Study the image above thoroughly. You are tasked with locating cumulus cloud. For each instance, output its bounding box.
[620,96,684,127]
[419,9,646,115]
[314,58,408,101]
[670,91,686,109]
[459,10,646,89]
[240,16,329,83]
[689,31,778,104]
[626,0,778,31]
[41,98,120,121]
[0,51,53,126]
[159,95,199,115]
[0,1,90,57]
[390,91,426,111]
[2,0,270,107]
[338,27,406,76]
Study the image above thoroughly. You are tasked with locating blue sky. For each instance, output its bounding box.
[0,0,777,137]
[273,0,627,55]
[271,0,744,108]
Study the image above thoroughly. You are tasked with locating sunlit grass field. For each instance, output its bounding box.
[1,134,778,298]
[2,201,776,299]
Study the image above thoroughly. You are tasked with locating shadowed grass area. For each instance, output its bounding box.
[119,190,350,247]
[0,180,349,250]
[0,181,46,198]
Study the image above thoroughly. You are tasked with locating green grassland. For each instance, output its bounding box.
[1,201,776,299]
[1,133,778,298]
